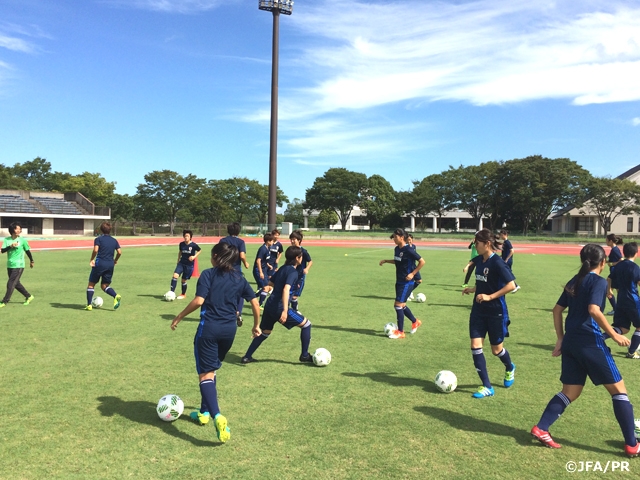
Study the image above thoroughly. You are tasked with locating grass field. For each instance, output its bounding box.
[1,243,638,479]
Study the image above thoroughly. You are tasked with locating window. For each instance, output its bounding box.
[574,217,594,232]
[628,217,634,233]
[351,215,368,226]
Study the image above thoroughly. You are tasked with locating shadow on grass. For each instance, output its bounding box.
[517,342,555,352]
[50,302,107,311]
[138,294,165,300]
[428,303,472,309]
[97,396,219,447]
[159,313,199,322]
[313,324,380,337]
[351,295,395,301]
[343,372,439,392]
[415,405,616,453]
[527,307,554,313]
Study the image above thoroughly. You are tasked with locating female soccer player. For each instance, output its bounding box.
[85,221,122,311]
[220,222,250,327]
[241,246,314,364]
[289,230,312,312]
[379,228,425,339]
[253,232,275,306]
[462,238,478,288]
[170,242,260,443]
[406,233,423,294]
[606,234,624,315]
[462,229,516,398]
[530,244,640,457]
[169,230,201,300]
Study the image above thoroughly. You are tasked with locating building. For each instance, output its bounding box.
[0,190,111,236]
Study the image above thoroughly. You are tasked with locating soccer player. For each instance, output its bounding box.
[0,222,35,307]
[289,230,312,312]
[85,222,122,311]
[462,238,478,288]
[379,228,425,339]
[406,233,423,294]
[241,246,314,364]
[530,244,640,457]
[606,242,640,358]
[499,229,520,292]
[170,229,201,300]
[219,222,250,326]
[606,234,624,315]
[254,232,275,306]
[462,229,516,398]
[170,242,260,443]
[267,229,284,280]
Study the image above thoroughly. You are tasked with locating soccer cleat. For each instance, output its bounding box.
[504,363,516,388]
[388,330,406,339]
[625,443,640,457]
[461,284,468,288]
[410,319,422,334]
[114,294,122,310]
[626,351,640,359]
[23,295,34,305]
[607,310,615,316]
[472,386,495,398]
[84,305,92,311]
[176,295,186,300]
[299,353,314,363]
[237,315,243,327]
[0,302,6,308]
[531,425,561,449]
[214,413,230,443]
[190,411,210,426]
[241,356,257,364]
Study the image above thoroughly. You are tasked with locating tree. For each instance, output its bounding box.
[284,198,305,226]
[578,177,640,236]
[360,174,396,229]
[305,168,368,230]
[56,171,117,205]
[448,162,500,230]
[252,184,289,225]
[315,209,339,228]
[411,172,457,232]
[10,157,53,190]
[109,193,135,221]
[135,170,189,235]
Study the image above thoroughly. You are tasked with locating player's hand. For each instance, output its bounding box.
[476,294,491,303]
[607,292,613,299]
[406,273,414,281]
[170,317,181,330]
[379,260,385,266]
[90,260,96,267]
[462,287,474,295]
[552,339,562,357]
[11,242,18,248]
[613,333,631,347]
[252,326,262,338]
[463,265,468,273]
[278,311,287,324]
[188,256,195,261]
[29,261,34,269]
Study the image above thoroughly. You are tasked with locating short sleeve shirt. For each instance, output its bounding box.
[179,241,201,265]
[296,247,312,277]
[2,236,30,268]
[94,235,120,267]
[557,273,607,335]
[394,245,421,284]
[265,265,299,315]
[609,260,640,310]
[268,241,283,268]
[254,244,271,271]
[219,236,246,271]
[501,239,513,265]
[471,253,515,315]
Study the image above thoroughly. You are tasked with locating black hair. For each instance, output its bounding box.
[407,233,414,240]
[100,222,112,235]
[499,229,509,236]
[285,246,302,265]
[227,222,241,236]
[183,229,193,238]
[289,230,304,243]
[565,244,606,297]
[474,228,500,251]
[390,228,407,240]
[263,232,274,243]
[606,234,623,245]
[271,229,280,236]
[8,222,21,235]
[211,242,239,272]
[623,242,638,258]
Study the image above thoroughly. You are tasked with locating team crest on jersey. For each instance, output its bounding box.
[476,267,489,283]
[483,267,489,275]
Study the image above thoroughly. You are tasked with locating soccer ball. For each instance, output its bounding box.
[156,394,184,422]
[91,296,104,308]
[312,348,332,367]
[635,418,640,440]
[415,292,426,303]
[384,322,397,336]
[164,291,176,302]
[434,370,457,393]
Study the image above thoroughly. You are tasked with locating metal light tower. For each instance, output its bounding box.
[259,0,293,231]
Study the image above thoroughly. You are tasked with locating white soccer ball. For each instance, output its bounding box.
[312,348,332,367]
[435,370,457,393]
[156,394,184,422]
[91,296,104,308]
[635,418,640,440]
[415,292,426,303]
[164,291,176,302]
[384,322,397,336]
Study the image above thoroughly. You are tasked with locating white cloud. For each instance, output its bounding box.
[633,117,640,126]
[103,0,235,14]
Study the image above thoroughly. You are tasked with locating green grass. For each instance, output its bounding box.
[1,244,637,479]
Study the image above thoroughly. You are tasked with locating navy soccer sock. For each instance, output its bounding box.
[603,326,623,340]
[199,398,209,414]
[495,348,513,370]
[244,333,269,358]
[199,378,220,417]
[86,288,94,306]
[170,278,177,292]
[412,282,420,292]
[300,322,312,357]
[259,290,268,306]
[471,348,491,388]
[395,306,405,332]
[609,295,617,310]
[104,287,117,298]
[630,331,640,353]
[403,306,416,323]
[537,392,571,431]
[291,299,299,311]
[181,283,187,295]
[612,394,637,447]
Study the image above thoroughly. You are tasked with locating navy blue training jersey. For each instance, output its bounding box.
[393,245,421,284]
[557,273,607,336]
[610,259,640,310]
[254,244,271,271]
[219,236,246,271]
[178,241,201,265]
[94,235,120,266]
[501,239,513,265]
[609,246,622,264]
[195,267,255,336]
[472,253,515,315]
[296,247,312,277]
[267,241,283,268]
[265,264,299,315]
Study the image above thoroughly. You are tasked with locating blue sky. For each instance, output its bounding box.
[1,0,639,205]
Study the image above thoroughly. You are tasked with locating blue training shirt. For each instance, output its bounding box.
[393,245,421,284]
[254,244,271,272]
[267,241,283,269]
[501,239,514,266]
[178,241,201,265]
[264,264,299,315]
[195,267,255,337]
[296,247,312,277]
[94,235,120,267]
[609,259,640,310]
[471,253,515,315]
[557,273,607,336]
[219,236,246,271]
[609,246,622,264]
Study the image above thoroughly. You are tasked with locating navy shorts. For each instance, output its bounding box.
[291,274,306,297]
[560,335,622,386]
[260,308,306,331]
[174,263,195,280]
[253,268,270,289]
[89,265,114,285]
[414,272,422,283]
[194,334,235,374]
[469,312,510,345]
[613,306,640,331]
[395,282,415,303]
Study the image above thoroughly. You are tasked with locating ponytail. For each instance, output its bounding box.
[474,228,500,251]
[211,243,239,272]
[565,244,606,296]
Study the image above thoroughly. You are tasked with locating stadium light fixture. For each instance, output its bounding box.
[259,0,293,230]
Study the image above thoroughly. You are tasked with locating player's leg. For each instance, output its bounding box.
[1,268,22,306]
[85,267,101,310]
[531,384,581,449]
[629,328,640,358]
[12,268,31,302]
[470,334,493,398]
[287,311,312,362]
[178,266,192,300]
[242,314,275,363]
[101,269,121,309]
[170,267,181,293]
[389,283,413,338]
[604,380,639,456]
[488,317,515,387]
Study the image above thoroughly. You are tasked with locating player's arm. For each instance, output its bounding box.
[256,257,264,278]
[303,260,313,275]
[551,304,565,357]
[406,257,425,281]
[89,245,99,266]
[504,248,514,262]
[280,284,291,323]
[249,297,261,337]
[171,296,205,330]
[25,249,34,268]
[462,286,476,295]
[240,252,249,269]
[114,248,122,265]
[379,259,394,266]
[606,277,614,298]
[589,303,630,347]
[476,280,516,303]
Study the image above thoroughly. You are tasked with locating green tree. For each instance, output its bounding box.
[284,198,305,226]
[578,177,640,236]
[360,174,396,229]
[252,183,289,225]
[135,170,188,235]
[10,157,53,190]
[315,209,339,228]
[411,172,457,232]
[305,168,368,230]
[109,193,135,221]
[448,163,500,231]
[56,171,116,205]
